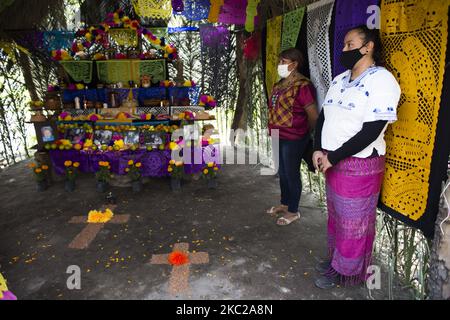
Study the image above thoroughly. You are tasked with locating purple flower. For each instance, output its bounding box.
[200,95,208,104]
[59,111,69,119]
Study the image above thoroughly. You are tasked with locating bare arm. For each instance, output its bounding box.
[304,103,319,132]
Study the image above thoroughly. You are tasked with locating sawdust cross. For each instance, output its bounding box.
[68,205,130,249]
[150,242,209,295]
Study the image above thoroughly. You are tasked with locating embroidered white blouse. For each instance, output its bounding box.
[321,66,401,158]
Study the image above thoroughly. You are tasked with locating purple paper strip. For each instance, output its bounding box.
[10,30,45,53]
[200,24,230,48]
[218,0,248,25]
[172,0,184,12]
[0,291,17,300]
[333,0,380,77]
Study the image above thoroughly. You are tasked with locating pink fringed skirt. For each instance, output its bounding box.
[325,156,385,285]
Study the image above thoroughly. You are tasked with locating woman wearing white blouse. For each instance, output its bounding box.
[313,25,401,289]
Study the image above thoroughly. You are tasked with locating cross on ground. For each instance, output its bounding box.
[150,242,209,295]
[68,205,130,249]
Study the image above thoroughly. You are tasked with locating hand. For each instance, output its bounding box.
[319,154,333,174]
[313,151,325,172]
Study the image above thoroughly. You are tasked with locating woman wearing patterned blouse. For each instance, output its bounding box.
[267,48,319,226]
[313,26,401,289]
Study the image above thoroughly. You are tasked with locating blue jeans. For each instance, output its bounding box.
[279,136,310,213]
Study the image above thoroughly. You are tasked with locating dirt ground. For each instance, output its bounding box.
[0,159,413,300]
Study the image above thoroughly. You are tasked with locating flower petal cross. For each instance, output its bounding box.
[150,242,209,295]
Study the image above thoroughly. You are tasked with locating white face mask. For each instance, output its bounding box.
[277,63,294,78]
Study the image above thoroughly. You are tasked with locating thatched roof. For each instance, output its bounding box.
[0,0,66,31]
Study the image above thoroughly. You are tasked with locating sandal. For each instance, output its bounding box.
[266,205,288,217]
[276,212,301,226]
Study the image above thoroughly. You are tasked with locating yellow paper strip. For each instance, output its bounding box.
[265,15,283,95]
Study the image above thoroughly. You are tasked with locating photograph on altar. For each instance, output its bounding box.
[142,131,165,147]
[40,126,56,142]
[124,130,140,145]
[93,130,113,146]
[65,128,86,144]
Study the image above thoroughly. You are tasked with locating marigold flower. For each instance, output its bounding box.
[42,165,49,170]
[128,160,134,166]
[135,163,142,168]
[35,168,42,173]
[168,251,189,266]
[168,167,173,173]
[203,169,209,175]
[73,162,80,168]
[169,142,179,150]
[169,160,176,165]
[207,162,214,168]
[125,168,130,172]
[175,161,183,167]
[214,167,219,171]
[64,161,72,167]
[87,208,114,223]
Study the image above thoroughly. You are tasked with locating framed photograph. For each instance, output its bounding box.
[123,130,140,146]
[142,131,165,146]
[34,121,57,150]
[41,126,56,143]
[65,128,86,144]
[93,130,113,146]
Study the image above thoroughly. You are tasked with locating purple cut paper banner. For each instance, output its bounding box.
[0,291,17,300]
[333,0,380,77]
[172,0,184,12]
[218,0,248,25]
[200,24,230,48]
[10,30,45,52]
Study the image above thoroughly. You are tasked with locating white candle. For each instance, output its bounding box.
[74,97,80,110]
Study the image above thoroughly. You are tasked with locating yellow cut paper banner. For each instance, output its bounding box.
[0,273,8,299]
[380,0,449,223]
[245,0,261,32]
[208,0,224,23]
[265,15,282,96]
[132,0,172,19]
[109,28,138,47]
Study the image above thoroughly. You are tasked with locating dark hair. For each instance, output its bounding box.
[348,25,383,65]
[279,48,305,72]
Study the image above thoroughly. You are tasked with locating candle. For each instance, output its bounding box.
[74,97,80,110]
